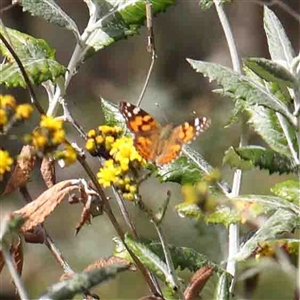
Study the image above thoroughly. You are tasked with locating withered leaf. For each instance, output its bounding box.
[184,266,214,300]
[3,146,36,195]
[84,256,135,272]
[23,225,45,244]
[14,180,80,232]
[40,157,56,188]
[75,199,91,235]
[12,237,23,276]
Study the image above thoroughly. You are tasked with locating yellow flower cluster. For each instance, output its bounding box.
[25,115,76,165]
[0,150,13,179]
[0,94,33,132]
[85,125,146,200]
[27,115,65,152]
[181,182,216,213]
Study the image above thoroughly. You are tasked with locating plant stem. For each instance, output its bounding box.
[2,246,29,300]
[213,0,246,292]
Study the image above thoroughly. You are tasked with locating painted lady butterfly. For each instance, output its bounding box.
[119,102,210,166]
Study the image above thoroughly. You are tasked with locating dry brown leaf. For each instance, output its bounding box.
[12,237,23,276]
[23,226,45,244]
[40,157,56,188]
[75,200,91,235]
[59,271,75,281]
[84,256,136,272]
[14,180,80,232]
[184,266,214,300]
[3,146,36,195]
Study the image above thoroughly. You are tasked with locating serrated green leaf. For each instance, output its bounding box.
[232,195,299,216]
[124,234,175,287]
[223,146,297,175]
[247,106,297,157]
[85,0,175,56]
[235,208,297,261]
[213,272,231,300]
[264,6,295,65]
[0,27,66,87]
[244,58,297,88]
[21,0,80,38]
[0,59,66,88]
[38,265,129,300]
[156,156,204,185]
[223,147,253,171]
[175,203,203,220]
[114,236,227,275]
[187,59,296,126]
[271,180,300,203]
[101,98,126,128]
[205,206,240,227]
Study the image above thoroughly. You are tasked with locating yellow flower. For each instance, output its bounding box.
[15,104,33,120]
[32,131,48,149]
[0,94,16,108]
[85,138,96,151]
[87,129,97,138]
[182,184,197,204]
[0,150,13,175]
[96,135,104,144]
[97,159,121,188]
[110,136,144,164]
[40,115,63,131]
[123,193,134,201]
[0,109,8,126]
[52,129,65,144]
[61,145,77,165]
[99,125,114,134]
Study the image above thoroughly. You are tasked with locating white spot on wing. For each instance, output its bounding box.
[133,107,140,115]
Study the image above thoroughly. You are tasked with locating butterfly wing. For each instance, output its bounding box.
[119,102,161,162]
[156,117,211,166]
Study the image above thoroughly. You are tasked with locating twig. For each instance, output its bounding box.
[136,0,157,107]
[2,246,29,300]
[213,0,246,293]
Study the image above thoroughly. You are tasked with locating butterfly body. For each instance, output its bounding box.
[119,102,210,166]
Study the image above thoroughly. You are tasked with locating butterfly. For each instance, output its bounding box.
[119,102,211,166]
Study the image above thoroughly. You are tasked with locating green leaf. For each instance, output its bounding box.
[264,6,295,65]
[21,0,80,39]
[205,206,240,227]
[175,203,203,220]
[187,59,296,126]
[247,105,297,157]
[235,208,297,261]
[223,146,297,175]
[38,265,129,300]
[84,0,175,56]
[244,58,297,88]
[156,156,204,185]
[124,234,176,288]
[114,236,227,275]
[0,59,66,88]
[232,195,299,216]
[101,98,126,128]
[213,272,231,300]
[0,27,66,87]
[271,180,300,203]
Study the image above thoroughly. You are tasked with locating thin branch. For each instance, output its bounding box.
[213,0,246,293]
[136,0,157,107]
[2,246,29,300]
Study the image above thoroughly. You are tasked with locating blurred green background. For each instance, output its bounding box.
[0,0,299,299]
